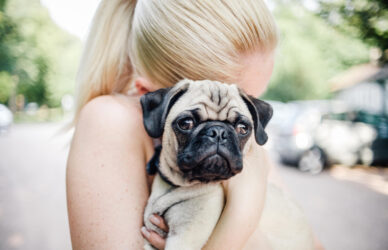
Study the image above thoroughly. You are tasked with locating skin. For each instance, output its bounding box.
[66,49,276,249]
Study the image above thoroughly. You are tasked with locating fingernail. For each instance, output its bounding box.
[150,215,160,225]
[141,227,150,238]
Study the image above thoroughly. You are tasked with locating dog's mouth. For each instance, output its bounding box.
[179,149,242,183]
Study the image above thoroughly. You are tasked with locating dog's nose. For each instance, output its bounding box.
[206,126,228,143]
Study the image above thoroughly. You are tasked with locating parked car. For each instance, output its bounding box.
[314,118,376,167]
[0,104,13,133]
[328,111,388,165]
[267,100,376,174]
[357,112,388,166]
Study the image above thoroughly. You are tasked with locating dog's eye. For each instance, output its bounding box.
[236,123,248,135]
[177,117,195,130]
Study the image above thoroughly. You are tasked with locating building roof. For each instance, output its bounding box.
[330,63,388,92]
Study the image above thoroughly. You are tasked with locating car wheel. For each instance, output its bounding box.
[298,147,325,174]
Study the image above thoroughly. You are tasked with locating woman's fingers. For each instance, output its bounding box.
[140,214,169,250]
[141,227,166,250]
[149,214,169,232]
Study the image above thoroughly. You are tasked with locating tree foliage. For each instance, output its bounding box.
[17,56,50,105]
[0,0,52,106]
[263,1,370,101]
[317,0,388,63]
[0,0,15,101]
[0,0,81,107]
[0,72,13,103]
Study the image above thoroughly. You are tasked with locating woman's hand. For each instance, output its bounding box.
[141,214,169,250]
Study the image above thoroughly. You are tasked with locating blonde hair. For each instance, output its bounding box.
[74,0,278,122]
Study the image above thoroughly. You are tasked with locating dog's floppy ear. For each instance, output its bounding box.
[140,84,189,138]
[240,92,273,145]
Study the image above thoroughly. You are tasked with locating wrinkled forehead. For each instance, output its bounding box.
[168,80,251,123]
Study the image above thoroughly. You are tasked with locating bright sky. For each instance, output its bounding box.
[41,0,101,41]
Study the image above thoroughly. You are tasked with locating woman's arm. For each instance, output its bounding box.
[66,96,151,249]
[203,144,270,250]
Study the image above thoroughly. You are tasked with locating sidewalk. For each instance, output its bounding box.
[329,165,388,195]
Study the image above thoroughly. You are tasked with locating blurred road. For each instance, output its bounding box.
[0,122,387,250]
[276,164,388,250]
[0,123,72,250]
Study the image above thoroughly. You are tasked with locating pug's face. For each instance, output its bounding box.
[141,79,272,186]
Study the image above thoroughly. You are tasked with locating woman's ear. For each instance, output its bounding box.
[134,77,158,95]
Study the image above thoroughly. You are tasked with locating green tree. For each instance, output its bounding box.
[1,0,50,106]
[0,0,19,105]
[17,56,50,105]
[0,72,13,103]
[0,1,16,72]
[263,2,370,102]
[318,0,388,63]
[0,0,81,107]
[6,0,82,107]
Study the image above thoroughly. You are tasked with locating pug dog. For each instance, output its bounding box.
[140,79,272,250]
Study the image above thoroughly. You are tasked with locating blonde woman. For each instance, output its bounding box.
[67,0,318,249]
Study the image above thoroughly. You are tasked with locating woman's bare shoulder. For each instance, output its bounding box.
[68,94,154,171]
[67,94,151,249]
[77,94,142,131]
[71,95,153,170]
[74,94,152,147]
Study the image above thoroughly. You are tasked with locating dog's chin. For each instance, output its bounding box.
[182,154,238,183]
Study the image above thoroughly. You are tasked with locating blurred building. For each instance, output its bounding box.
[330,63,388,115]
[330,63,388,165]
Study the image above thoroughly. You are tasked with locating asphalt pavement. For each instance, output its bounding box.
[276,164,388,250]
[0,122,387,250]
[0,123,72,250]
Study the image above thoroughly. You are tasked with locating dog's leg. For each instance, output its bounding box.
[163,186,224,250]
[143,175,171,238]
[146,182,220,237]
[145,177,224,249]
